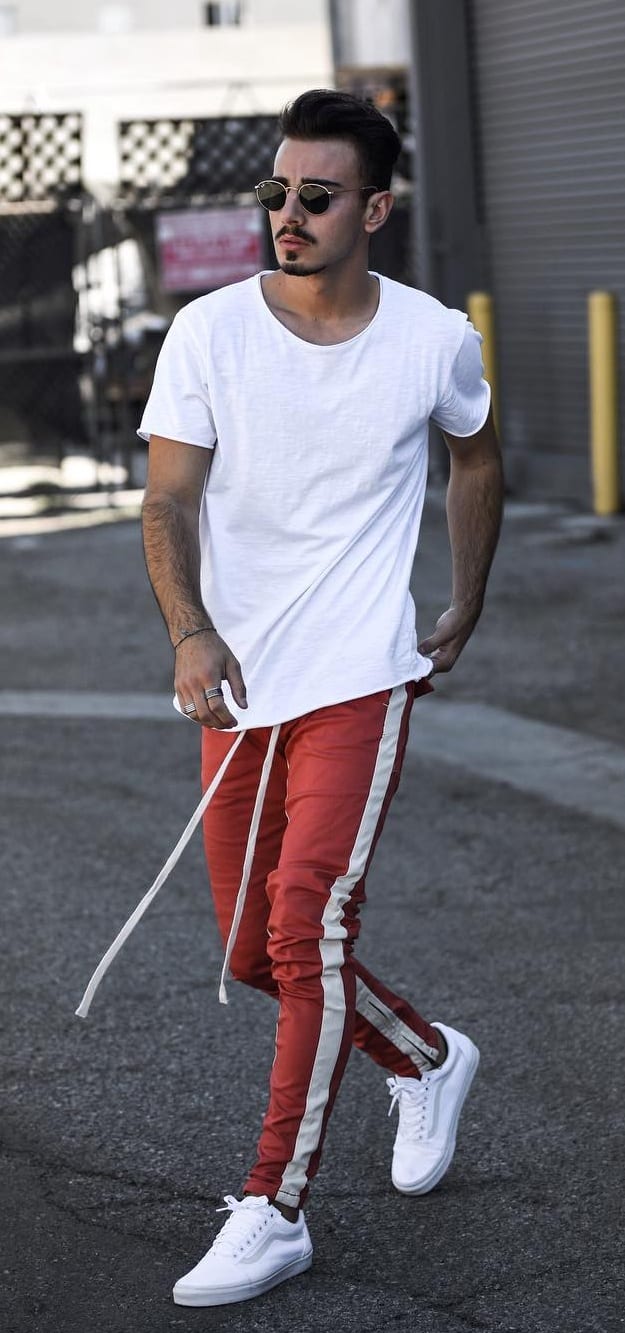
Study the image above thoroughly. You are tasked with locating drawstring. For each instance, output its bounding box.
[75,729,247,1018]
[218,723,280,1004]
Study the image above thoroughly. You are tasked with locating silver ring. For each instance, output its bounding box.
[203,687,223,700]
[183,701,198,715]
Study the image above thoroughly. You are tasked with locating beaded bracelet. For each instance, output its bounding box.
[173,626,217,650]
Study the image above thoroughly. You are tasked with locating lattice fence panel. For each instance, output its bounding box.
[117,115,280,206]
[0,113,83,207]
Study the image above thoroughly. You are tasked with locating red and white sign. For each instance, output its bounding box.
[156,207,264,293]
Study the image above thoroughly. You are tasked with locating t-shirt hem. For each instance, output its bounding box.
[177,663,435,731]
[137,426,216,447]
[431,380,491,438]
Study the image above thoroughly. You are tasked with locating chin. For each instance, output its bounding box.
[280,258,327,277]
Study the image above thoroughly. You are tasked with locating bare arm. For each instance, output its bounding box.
[142,436,247,727]
[420,407,504,673]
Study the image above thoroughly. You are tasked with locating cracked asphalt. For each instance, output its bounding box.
[1,493,624,1333]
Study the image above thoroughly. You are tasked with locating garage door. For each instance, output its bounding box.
[470,0,625,498]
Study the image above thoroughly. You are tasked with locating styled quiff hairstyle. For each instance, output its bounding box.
[278,89,402,192]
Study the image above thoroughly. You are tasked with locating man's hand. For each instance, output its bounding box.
[175,631,248,729]
[419,602,481,675]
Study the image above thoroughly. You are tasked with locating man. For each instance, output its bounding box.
[138,89,503,1307]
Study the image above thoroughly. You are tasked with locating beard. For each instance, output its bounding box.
[279,256,327,276]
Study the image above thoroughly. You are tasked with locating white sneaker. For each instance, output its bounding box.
[172,1194,313,1307]
[387,1021,480,1195]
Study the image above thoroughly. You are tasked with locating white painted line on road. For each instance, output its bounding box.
[1,691,624,831]
[0,499,142,540]
[0,691,172,720]
[409,700,625,832]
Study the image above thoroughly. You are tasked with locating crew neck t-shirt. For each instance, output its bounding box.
[138,271,491,730]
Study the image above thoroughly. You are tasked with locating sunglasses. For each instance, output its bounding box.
[254,180,378,215]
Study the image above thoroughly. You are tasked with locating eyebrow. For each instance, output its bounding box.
[272,175,345,188]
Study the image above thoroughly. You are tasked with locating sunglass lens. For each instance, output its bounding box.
[256,182,287,211]
[300,184,330,214]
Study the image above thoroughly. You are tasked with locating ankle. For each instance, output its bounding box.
[271,1198,299,1223]
[433,1030,448,1068]
[243,1191,299,1223]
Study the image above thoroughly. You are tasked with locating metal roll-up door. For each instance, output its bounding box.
[469,0,625,499]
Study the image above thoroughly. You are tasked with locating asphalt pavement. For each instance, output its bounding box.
[1,487,624,1333]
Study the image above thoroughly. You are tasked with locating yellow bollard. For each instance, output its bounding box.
[467,291,499,436]
[588,291,621,515]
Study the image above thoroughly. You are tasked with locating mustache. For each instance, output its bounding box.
[276,226,315,244]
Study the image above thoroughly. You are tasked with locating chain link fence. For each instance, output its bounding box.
[0,104,414,493]
[0,111,283,490]
[0,113,86,479]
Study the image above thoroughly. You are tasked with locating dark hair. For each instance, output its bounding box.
[278,88,401,191]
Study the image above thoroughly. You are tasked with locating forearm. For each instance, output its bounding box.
[446,451,504,617]
[141,493,213,645]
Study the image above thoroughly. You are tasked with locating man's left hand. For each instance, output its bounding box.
[420,603,481,674]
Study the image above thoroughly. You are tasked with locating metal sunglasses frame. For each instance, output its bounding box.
[254,180,379,214]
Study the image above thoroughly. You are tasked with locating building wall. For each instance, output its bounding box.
[470,0,625,500]
[1,0,327,33]
[0,21,332,190]
[330,0,409,67]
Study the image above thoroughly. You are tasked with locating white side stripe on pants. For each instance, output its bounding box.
[276,684,408,1205]
[355,977,439,1071]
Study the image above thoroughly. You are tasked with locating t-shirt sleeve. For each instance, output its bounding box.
[430,317,491,437]
[137,310,217,448]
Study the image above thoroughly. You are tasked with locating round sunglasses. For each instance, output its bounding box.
[255,180,378,215]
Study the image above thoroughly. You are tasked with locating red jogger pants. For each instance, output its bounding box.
[201,680,440,1209]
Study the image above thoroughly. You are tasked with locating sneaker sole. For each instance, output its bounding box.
[392,1042,480,1196]
[172,1249,313,1307]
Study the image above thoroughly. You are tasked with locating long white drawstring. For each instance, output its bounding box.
[218,723,280,1004]
[75,729,247,1018]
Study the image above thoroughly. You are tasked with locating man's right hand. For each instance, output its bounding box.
[174,631,248,729]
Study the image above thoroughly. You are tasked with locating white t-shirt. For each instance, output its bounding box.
[138,272,490,730]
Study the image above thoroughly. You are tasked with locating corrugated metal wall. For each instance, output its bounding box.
[469,0,625,499]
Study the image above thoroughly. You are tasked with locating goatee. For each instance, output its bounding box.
[280,259,327,277]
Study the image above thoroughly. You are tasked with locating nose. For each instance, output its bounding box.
[280,186,306,225]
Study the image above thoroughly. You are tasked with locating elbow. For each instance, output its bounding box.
[141,489,198,523]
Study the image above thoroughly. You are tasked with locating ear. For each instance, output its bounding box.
[363,190,395,235]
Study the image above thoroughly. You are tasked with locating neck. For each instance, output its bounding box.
[267,252,376,322]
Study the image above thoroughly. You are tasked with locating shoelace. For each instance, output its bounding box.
[387,1075,432,1140]
[213,1195,272,1256]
